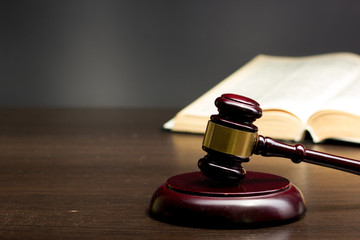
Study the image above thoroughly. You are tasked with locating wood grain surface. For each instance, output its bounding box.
[0,108,359,239]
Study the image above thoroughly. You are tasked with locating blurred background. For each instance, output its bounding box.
[1,0,360,108]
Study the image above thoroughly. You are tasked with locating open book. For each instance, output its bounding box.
[164,52,360,143]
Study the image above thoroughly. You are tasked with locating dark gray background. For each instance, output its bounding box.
[2,0,360,108]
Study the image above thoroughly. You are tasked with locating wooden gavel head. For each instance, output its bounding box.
[198,93,263,184]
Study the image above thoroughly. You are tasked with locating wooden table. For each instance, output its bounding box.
[0,108,359,239]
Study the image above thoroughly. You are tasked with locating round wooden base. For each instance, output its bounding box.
[149,172,306,228]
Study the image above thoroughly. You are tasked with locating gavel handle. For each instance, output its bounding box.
[254,136,360,175]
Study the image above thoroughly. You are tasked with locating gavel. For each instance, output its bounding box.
[198,93,360,184]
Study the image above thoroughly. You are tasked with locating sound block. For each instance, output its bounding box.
[149,171,306,227]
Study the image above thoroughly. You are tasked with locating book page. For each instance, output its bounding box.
[320,74,360,115]
[259,53,360,122]
[177,52,360,123]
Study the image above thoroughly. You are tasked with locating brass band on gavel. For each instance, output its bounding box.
[202,121,258,158]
